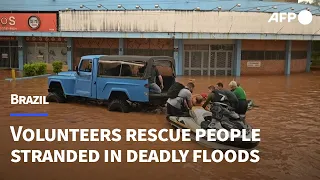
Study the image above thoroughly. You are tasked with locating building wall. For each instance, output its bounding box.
[123,38,173,56]
[73,38,119,66]
[241,40,308,75]
[291,41,308,73]
[241,40,286,75]
[241,60,285,75]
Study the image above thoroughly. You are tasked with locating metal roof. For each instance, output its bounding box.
[0,0,319,15]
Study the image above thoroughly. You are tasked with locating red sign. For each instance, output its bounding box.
[0,13,57,32]
[0,36,17,41]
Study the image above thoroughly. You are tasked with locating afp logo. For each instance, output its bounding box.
[268,10,313,25]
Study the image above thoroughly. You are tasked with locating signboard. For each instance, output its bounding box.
[0,13,57,32]
[2,53,8,58]
[0,36,17,41]
[247,61,261,68]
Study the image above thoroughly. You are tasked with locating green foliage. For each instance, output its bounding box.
[52,61,63,74]
[23,64,36,77]
[299,0,320,6]
[23,62,47,77]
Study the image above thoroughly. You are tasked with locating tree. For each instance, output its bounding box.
[299,0,320,6]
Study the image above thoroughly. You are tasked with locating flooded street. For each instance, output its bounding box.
[0,70,319,180]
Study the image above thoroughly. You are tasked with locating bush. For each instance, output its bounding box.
[23,62,47,77]
[52,61,63,74]
[23,64,36,77]
[34,62,47,75]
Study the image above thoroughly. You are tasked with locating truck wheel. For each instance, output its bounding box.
[108,99,130,113]
[46,92,66,103]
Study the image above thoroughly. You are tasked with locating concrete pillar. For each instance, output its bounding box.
[18,37,25,71]
[234,39,242,77]
[306,40,312,72]
[285,40,292,76]
[173,39,179,75]
[119,38,124,55]
[177,39,184,76]
[67,37,73,71]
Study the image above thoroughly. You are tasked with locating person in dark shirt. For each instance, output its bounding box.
[202,85,229,109]
[216,82,239,110]
[148,65,164,93]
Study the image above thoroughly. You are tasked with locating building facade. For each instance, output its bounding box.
[0,0,319,76]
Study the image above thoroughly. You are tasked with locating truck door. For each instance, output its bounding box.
[75,59,93,97]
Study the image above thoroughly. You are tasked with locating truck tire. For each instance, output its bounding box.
[46,92,66,103]
[108,99,130,113]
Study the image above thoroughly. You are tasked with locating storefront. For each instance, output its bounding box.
[183,40,235,76]
[73,38,119,66]
[1,6,317,75]
[71,38,174,67]
[25,36,67,65]
[55,10,317,76]
[0,36,18,68]
[0,12,57,69]
[123,38,173,56]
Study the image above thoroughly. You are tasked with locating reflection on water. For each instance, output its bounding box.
[0,70,319,180]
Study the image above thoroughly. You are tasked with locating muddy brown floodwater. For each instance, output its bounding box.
[0,70,319,180]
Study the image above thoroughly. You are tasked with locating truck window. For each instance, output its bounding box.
[98,60,144,77]
[79,59,92,72]
[154,60,173,76]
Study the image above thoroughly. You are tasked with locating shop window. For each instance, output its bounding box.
[241,51,285,60]
[210,44,234,51]
[291,51,307,59]
[79,59,92,72]
[48,42,67,64]
[265,51,285,60]
[210,45,220,50]
[123,49,173,57]
[184,45,196,50]
[184,44,209,51]
[241,51,264,60]
[26,42,48,63]
[9,41,18,47]
[0,41,9,47]
[198,45,209,50]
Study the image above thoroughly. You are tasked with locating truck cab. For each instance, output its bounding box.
[47,55,176,112]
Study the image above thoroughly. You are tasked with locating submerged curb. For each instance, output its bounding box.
[5,74,52,81]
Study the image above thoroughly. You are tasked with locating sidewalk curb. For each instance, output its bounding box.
[5,74,52,81]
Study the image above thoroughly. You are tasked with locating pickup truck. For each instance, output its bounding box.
[46,55,176,113]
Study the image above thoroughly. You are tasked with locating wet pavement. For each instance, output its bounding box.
[0,69,319,180]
